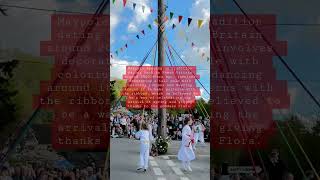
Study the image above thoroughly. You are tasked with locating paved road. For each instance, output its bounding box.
[110,138,210,180]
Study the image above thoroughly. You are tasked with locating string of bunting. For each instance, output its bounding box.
[110,22,156,59]
[112,0,154,14]
[111,15,172,58]
[168,11,208,29]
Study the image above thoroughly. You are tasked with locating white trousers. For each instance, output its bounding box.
[139,142,150,169]
[182,161,191,169]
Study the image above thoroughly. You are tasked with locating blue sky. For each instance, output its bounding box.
[110,0,210,101]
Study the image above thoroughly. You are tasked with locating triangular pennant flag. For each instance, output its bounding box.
[133,3,136,10]
[164,16,169,22]
[154,18,158,25]
[160,25,165,32]
[142,6,145,13]
[198,19,204,28]
[136,35,140,39]
[115,51,118,55]
[123,0,127,7]
[148,24,152,29]
[170,12,174,20]
[112,0,116,4]
[202,53,205,57]
[178,16,183,23]
[191,42,195,47]
[125,44,128,48]
[188,18,192,26]
[207,57,210,62]
[172,24,176,29]
[110,54,113,59]
[150,8,153,13]
[120,47,123,52]
[141,30,145,35]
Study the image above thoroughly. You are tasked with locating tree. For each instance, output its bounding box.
[0,60,18,134]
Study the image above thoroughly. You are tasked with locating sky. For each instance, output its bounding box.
[110,0,210,101]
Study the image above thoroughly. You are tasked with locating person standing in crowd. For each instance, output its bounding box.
[135,122,151,172]
[265,148,287,180]
[178,117,195,172]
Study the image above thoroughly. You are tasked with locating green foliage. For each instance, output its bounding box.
[0,60,19,130]
[155,136,170,155]
[110,79,127,105]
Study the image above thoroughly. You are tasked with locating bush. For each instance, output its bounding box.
[155,136,170,155]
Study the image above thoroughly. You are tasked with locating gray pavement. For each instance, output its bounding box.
[110,138,210,180]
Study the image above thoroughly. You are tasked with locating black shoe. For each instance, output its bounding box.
[137,168,142,171]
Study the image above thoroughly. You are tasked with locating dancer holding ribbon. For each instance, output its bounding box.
[178,117,196,172]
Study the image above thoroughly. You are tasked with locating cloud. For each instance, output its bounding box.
[126,0,152,33]
[110,57,151,80]
[127,22,138,32]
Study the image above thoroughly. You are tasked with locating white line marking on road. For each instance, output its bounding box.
[167,155,210,158]
[153,167,164,176]
[166,160,175,167]
[162,156,169,159]
[150,160,158,166]
[180,177,190,180]
[172,167,184,176]
[157,178,166,180]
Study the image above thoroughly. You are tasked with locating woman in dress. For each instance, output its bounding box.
[178,117,195,172]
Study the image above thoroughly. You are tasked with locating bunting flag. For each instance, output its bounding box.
[207,57,210,62]
[133,3,136,10]
[170,12,174,20]
[172,24,176,29]
[110,54,113,59]
[154,18,158,25]
[123,0,127,7]
[113,0,116,4]
[148,24,152,29]
[125,44,128,48]
[191,42,195,47]
[141,30,145,35]
[164,16,169,23]
[150,8,153,13]
[136,35,140,39]
[142,6,145,13]
[178,15,183,23]
[120,47,123,52]
[198,19,203,28]
[115,51,118,55]
[188,18,192,26]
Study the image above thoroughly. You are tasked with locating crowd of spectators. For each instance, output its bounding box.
[110,109,210,141]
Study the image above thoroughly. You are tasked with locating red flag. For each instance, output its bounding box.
[178,15,183,23]
[123,0,127,7]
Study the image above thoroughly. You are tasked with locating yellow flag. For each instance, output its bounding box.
[198,19,204,28]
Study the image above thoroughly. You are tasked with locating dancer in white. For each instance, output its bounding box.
[135,122,151,172]
[193,120,206,150]
[193,120,201,150]
[178,117,195,172]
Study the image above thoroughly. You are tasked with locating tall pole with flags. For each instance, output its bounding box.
[157,0,167,138]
